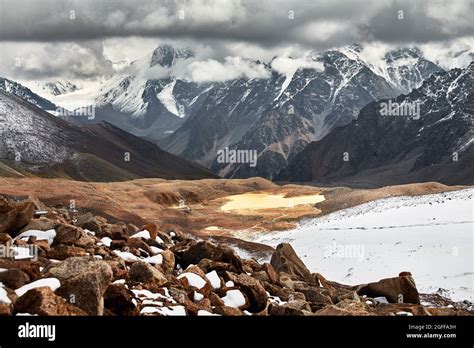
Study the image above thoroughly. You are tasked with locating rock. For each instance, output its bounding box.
[53,224,83,246]
[226,273,267,312]
[46,257,113,315]
[105,260,129,281]
[293,282,333,305]
[357,275,420,304]
[182,241,244,273]
[0,260,41,280]
[252,271,270,283]
[14,287,87,316]
[213,305,243,316]
[0,268,30,289]
[268,300,312,316]
[0,197,35,237]
[209,292,225,307]
[105,224,129,241]
[20,218,56,233]
[270,243,312,282]
[0,233,13,246]
[129,261,167,286]
[334,288,360,303]
[263,282,306,302]
[0,303,12,315]
[263,263,278,284]
[104,284,136,315]
[141,223,158,240]
[46,245,88,260]
[313,299,373,316]
[160,250,175,273]
[127,238,151,254]
[110,240,127,250]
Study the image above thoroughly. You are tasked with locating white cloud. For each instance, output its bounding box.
[271,56,324,77]
[186,56,270,82]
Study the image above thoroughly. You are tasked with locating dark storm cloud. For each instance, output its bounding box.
[0,0,472,47]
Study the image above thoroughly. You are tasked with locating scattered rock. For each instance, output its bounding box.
[0,268,30,289]
[104,283,136,315]
[0,197,35,237]
[46,257,113,315]
[357,275,420,304]
[182,241,244,273]
[14,287,87,316]
[129,261,168,286]
[270,243,312,282]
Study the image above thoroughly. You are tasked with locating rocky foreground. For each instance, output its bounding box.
[0,195,471,316]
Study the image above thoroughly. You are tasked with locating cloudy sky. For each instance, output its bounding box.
[0,0,472,82]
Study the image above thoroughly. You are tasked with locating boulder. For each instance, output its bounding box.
[0,197,35,237]
[182,241,244,273]
[226,273,267,312]
[268,300,312,316]
[0,260,41,280]
[104,283,136,315]
[14,287,87,316]
[0,233,13,246]
[293,282,333,305]
[357,275,420,304]
[129,261,167,286]
[53,224,83,246]
[213,305,243,316]
[160,250,175,273]
[0,268,30,289]
[46,257,113,315]
[20,218,56,233]
[46,245,87,260]
[270,243,312,282]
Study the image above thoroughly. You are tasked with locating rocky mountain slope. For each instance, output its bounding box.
[0,90,216,181]
[20,44,442,179]
[0,77,58,112]
[0,195,470,316]
[277,63,474,186]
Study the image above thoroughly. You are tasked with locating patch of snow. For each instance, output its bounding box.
[113,250,139,262]
[100,237,112,247]
[205,270,221,289]
[221,289,246,308]
[198,310,220,316]
[149,246,163,255]
[15,278,61,297]
[0,287,11,304]
[225,281,235,288]
[143,254,163,265]
[254,189,474,302]
[194,291,204,301]
[15,229,56,246]
[177,273,206,289]
[157,80,185,118]
[132,230,151,239]
[141,305,186,316]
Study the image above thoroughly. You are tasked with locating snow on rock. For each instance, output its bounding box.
[149,246,163,255]
[100,237,112,247]
[15,278,61,297]
[221,289,246,308]
[193,291,204,301]
[15,229,56,246]
[0,287,12,304]
[131,230,151,239]
[141,305,186,316]
[254,189,474,302]
[143,254,163,265]
[177,272,207,289]
[205,270,221,289]
[225,281,235,288]
[112,250,139,262]
[198,310,220,316]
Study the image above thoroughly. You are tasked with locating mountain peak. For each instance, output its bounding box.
[150,44,195,68]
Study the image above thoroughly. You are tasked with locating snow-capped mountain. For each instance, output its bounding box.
[276,63,474,186]
[0,89,216,181]
[3,44,449,180]
[0,77,58,112]
[40,80,79,96]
